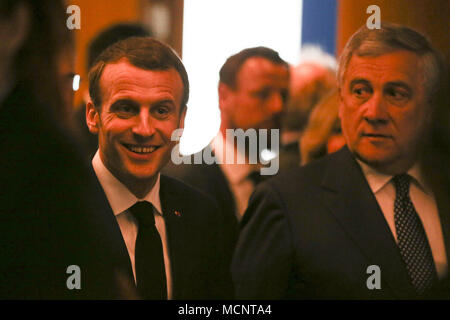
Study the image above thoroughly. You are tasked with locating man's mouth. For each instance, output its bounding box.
[123,143,160,154]
[362,133,392,138]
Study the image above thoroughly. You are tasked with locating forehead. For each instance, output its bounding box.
[344,50,422,86]
[236,57,289,88]
[99,59,183,107]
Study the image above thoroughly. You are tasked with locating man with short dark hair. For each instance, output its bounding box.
[164,47,289,270]
[232,23,449,299]
[166,46,289,219]
[86,37,232,299]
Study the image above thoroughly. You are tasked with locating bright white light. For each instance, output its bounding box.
[182,0,302,155]
[260,149,278,162]
[72,74,81,91]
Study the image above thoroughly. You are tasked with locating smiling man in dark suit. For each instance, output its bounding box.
[85,37,232,299]
[232,23,449,299]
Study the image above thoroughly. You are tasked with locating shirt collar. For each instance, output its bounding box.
[211,131,257,184]
[356,159,431,195]
[92,150,163,215]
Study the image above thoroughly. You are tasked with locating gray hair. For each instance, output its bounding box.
[338,22,443,101]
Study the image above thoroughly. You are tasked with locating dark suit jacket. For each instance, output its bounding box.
[232,147,450,299]
[94,173,234,299]
[163,159,239,272]
[0,84,126,299]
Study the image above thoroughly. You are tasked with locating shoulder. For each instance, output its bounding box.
[240,148,353,225]
[160,174,219,212]
[163,159,223,184]
[264,148,344,192]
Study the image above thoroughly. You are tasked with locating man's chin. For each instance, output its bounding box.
[353,149,400,173]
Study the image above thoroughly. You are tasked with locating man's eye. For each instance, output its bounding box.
[255,90,270,100]
[111,103,138,118]
[280,90,289,104]
[352,86,371,99]
[153,106,170,118]
[118,105,133,112]
[385,88,409,101]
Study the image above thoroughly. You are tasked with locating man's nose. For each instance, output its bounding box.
[267,92,284,115]
[363,93,388,125]
[132,110,155,136]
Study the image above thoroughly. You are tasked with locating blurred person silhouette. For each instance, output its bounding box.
[0,0,133,299]
[232,23,449,299]
[279,46,337,169]
[73,22,152,158]
[166,46,289,219]
[299,89,346,165]
[164,47,289,273]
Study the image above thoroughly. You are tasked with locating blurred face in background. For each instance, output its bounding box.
[219,56,289,131]
[339,50,431,174]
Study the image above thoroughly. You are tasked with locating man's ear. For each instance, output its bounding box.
[338,87,344,120]
[179,106,187,129]
[86,101,100,134]
[218,82,232,112]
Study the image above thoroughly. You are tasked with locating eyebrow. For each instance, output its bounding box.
[349,78,371,88]
[110,99,139,108]
[152,99,176,106]
[384,81,412,91]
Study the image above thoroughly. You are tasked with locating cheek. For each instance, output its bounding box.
[98,119,129,146]
[158,120,183,141]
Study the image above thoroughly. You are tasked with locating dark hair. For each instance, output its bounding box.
[219,46,289,89]
[2,0,73,120]
[87,22,151,71]
[88,37,189,111]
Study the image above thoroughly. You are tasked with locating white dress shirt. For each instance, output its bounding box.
[358,160,448,279]
[92,150,173,299]
[212,132,260,219]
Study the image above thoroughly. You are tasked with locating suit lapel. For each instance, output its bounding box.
[159,175,190,299]
[90,170,135,282]
[319,147,416,298]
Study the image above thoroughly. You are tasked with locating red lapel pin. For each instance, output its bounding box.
[174,210,181,217]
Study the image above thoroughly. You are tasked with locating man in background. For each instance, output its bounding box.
[280,47,337,169]
[164,47,289,267]
[166,46,289,218]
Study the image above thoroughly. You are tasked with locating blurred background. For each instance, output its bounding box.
[69,0,449,155]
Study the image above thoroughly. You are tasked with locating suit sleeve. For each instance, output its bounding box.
[231,181,294,299]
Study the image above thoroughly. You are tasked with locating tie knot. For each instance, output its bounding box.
[129,201,155,227]
[393,173,411,198]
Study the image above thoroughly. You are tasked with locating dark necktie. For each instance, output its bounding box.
[129,201,167,299]
[393,174,437,294]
